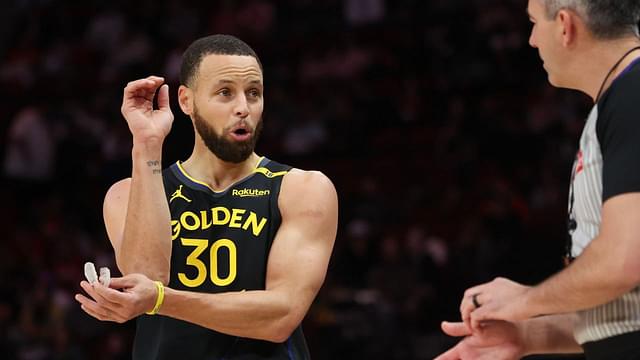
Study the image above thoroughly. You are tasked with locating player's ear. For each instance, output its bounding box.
[178,85,193,116]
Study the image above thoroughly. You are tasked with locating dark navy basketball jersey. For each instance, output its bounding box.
[132,157,310,360]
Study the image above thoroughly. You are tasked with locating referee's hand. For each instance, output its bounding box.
[461,277,533,332]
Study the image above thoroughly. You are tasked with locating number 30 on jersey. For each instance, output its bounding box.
[177,238,237,287]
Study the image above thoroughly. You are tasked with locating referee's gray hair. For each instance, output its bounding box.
[543,0,640,39]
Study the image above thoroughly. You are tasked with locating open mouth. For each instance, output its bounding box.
[229,125,252,141]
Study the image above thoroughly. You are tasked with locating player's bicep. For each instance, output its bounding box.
[266,171,338,304]
[266,221,333,295]
[103,178,131,256]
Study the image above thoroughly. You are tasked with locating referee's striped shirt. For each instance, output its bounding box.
[568,58,640,344]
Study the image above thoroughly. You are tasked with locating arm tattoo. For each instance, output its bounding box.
[147,160,161,175]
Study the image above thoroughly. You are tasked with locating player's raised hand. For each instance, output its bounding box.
[121,76,174,145]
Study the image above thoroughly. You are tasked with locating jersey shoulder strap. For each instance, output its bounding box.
[252,157,292,179]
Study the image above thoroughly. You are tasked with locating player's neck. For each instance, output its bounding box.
[182,148,261,191]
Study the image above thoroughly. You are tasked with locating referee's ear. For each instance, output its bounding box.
[178,85,193,116]
[556,9,579,48]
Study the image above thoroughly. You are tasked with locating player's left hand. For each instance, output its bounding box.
[75,273,158,323]
[460,277,534,332]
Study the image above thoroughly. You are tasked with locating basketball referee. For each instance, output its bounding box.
[74,35,338,360]
[437,1,640,359]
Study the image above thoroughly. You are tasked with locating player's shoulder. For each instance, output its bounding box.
[286,168,334,186]
[253,156,337,199]
[281,168,337,200]
[256,157,292,173]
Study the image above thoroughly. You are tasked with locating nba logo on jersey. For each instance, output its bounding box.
[575,150,584,175]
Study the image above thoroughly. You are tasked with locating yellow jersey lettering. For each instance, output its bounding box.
[210,239,237,286]
[200,210,212,230]
[171,207,268,237]
[177,238,208,287]
[243,212,268,236]
[229,208,246,228]
[171,220,180,240]
[180,211,200,231]
[254,167,288,178]
[212,207,231,225]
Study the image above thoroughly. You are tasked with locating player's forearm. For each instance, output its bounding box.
[159,287,304,343]
[119,141,172,283]
[522,314,582,355]
[526,235,637,316]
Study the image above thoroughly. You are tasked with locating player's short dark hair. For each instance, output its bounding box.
[544,0,640,39]
[180,34,263,87]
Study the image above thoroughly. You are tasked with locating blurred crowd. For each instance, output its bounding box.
[1,0,591,359]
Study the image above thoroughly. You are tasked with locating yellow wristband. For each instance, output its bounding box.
[145,281,165,315]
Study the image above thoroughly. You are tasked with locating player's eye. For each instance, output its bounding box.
[247,89,261,98]
[217,88,232,97]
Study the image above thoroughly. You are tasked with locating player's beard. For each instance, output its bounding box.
[193,106,263,164]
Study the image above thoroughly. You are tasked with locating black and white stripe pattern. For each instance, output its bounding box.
[570,106,640,344]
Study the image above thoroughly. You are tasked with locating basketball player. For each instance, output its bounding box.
[436,1,640,359]
[74,34,338,360]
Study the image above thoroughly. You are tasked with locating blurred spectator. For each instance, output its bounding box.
[4,106,56,181]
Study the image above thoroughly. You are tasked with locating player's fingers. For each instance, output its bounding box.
[129,75,164,87]
[124,78,155,93]
[157,84,171,112]
[93,282,130,303]
[109,276,138,289]
[75,294,112,320]
[123,78,163,100]
[146,75,164,82]
[84,284,139,322]
[80,281,121,308]
[441,321,471,337]
[142,76,164,91]
[80,303,126,323]
[79,304,105,321]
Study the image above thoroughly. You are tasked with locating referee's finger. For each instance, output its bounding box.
[470,306,489,332]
